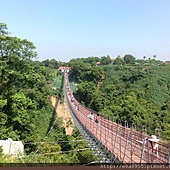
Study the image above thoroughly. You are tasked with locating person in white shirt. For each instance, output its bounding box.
[146,135,159,156]
[87,112,94,120]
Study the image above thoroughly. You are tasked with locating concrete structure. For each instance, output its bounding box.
[96,61,101,66]
[58,66,71,73]
[0,138,24,156]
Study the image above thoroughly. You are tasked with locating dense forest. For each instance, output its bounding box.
[0,22,170,163]
[67,56,170,140]
[0,23,97,163]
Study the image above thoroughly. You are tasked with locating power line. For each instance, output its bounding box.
[35,116,59,153]
[60,135,86,151]
[24,140,84,145]
[20,148,91,158]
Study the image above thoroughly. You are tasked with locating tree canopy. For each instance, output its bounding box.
[0,22,97,164]
[123,54,136,64]
[70,60,170,140]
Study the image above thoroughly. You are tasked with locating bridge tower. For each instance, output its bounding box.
[58,66,71,73]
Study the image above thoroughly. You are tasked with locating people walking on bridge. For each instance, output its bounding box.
[71,96,74,103]
[146,135,159,156]
[77,104,80,111]
[87,112,94,121]
[67,91,71,96]
[95,113,100,125]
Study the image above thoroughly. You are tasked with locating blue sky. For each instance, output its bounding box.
[1,0,170,62]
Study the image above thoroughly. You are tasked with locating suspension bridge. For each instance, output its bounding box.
[62,66,170,164]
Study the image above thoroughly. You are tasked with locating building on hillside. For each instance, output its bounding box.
[160,61,170,65]
[111,58,115,64]
[96,62,101,66]
[0,138,24,156]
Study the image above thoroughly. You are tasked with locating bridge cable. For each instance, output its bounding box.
[23,140,84,145]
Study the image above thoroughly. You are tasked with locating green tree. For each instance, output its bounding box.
[49,59,59,68]
[0,23,39,151]
[0,23,9,35]
[153,55,156,60]
[100,55,112,65]
[123,54,136,64]
[84,56,101,66]
[113,55,124,65]
[42,59,50,67]
[148,57,151,65]
[75,81,96,106]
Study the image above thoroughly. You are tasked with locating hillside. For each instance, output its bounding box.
[70,63,170,140]
[50,96,74,135]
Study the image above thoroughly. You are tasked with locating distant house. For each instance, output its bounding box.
[96,62,101,66]
[0,138,24,156]
[160,61,170,65]
[111,58,115,64]
[167,61,170,64]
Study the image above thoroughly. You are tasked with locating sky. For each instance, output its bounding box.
[1,0,170,62]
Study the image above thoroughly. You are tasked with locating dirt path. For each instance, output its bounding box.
[97,74,105,90]
[50,96,74,135]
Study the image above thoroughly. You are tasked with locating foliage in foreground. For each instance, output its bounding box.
[0,22,97,164]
